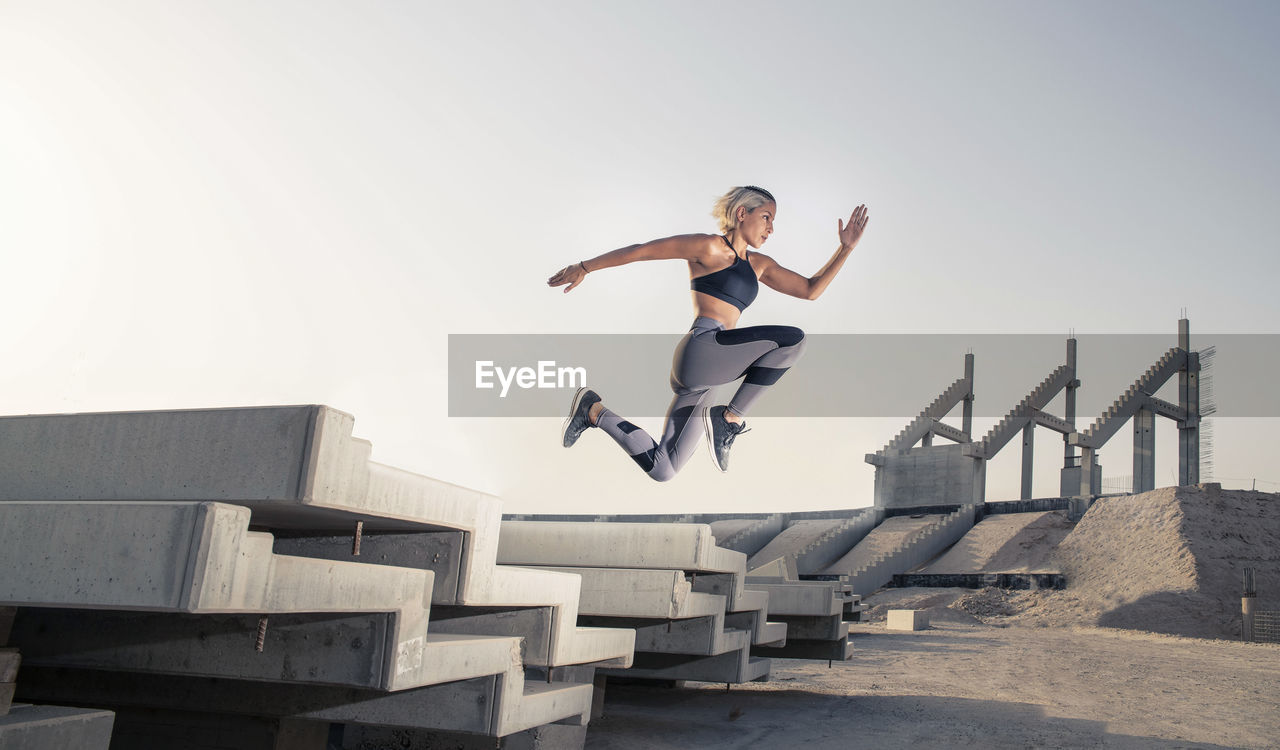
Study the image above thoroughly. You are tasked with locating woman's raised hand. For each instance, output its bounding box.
[837,204,869,250]
[547,263,587,293]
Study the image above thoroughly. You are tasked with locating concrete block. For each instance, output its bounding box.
[9,609,525,691]
[105,708,327,750]
[0,501,463,691]
[273,531,465,605]
[743,582,842,616]
[629,618,748,657]
[764,614,845,641]
[529,568,722,619]
[752,636,853,662]
[17,664,591,738]
[343,721,588,749]
[498,522,745,574]
[886,609,930,631]
[0,703,114,750]
[601,648,770,684]
[0,407,633,670]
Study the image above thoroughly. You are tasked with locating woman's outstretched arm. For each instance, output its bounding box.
[547,233,713,293]
[757,204,869,300]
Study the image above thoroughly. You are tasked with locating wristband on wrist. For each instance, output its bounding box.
[579,261,589,273]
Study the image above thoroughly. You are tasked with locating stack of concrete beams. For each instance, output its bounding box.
[497,521,782,683]
[821,507,978,596]
[0,406,636,749]
[743,570,861,661]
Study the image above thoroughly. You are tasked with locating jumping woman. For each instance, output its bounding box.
[547,186,868,481]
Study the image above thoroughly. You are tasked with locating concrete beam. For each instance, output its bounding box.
[15,665,591,738]
[1147,395,1189,423]
[0,405,635,671]
[1031,410,1075,434]
[0,703,114,750]
[1133,407,1156,494]
[498,522,744,574]
[929,420,968,444]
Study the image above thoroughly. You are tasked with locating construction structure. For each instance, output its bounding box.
[863,319,1209,518]
[0,319,1215,747]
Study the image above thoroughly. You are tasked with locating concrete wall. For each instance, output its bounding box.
[874,444,985,509]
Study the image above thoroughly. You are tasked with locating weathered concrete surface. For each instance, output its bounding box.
[273,530,465,605]
[0,500,467,691]
[498,522,745,574]
[743,582,843,616]
[745,512,879,575]
[919,511,1070,574]
[0,406,633,670]
[343,721,588,750]
[602,648,770,684]
[16,664,591,737]
[0,703,114,750]
[532,568,722,620]
[887,610,930,631]
[709,516,784,557]
[822,514,948,576]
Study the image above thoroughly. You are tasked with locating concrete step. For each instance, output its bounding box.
[9,608,527,690]
[498,521,745,574]
[744,582,844,617]
[0,406,634,672]
[531,568,723,620]
[601,648,771,684]
[0,500,463,691]
[0,703,114,750]
[14,664,590,738]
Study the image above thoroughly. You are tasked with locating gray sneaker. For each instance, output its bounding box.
[562,388,601,448]
[704,405,750,472]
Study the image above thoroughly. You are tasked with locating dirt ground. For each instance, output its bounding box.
[588,621,1280,749]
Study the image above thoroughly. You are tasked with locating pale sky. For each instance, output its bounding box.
[3,1,1278,513]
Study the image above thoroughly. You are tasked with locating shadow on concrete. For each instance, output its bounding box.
[589,687,1239,750]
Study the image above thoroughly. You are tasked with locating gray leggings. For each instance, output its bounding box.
[596,316,806,481]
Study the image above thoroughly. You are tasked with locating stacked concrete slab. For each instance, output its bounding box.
[497,521,782,683]
[0,406,635,747]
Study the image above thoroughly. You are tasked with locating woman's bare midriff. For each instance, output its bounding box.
[691,291,742,329]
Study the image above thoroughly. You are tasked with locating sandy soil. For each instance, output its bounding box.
[588,622,1280,749]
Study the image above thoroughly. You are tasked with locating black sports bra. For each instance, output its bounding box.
[690,236,759,312]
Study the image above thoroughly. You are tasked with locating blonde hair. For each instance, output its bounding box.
[711,186,776,234]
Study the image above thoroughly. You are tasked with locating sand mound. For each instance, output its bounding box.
[866,486,1280,640]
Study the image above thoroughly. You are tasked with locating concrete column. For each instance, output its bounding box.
[1020,421,1034,499]
[1179,348,1200,486]
[1064,338,1077,468]
[962,353,974,439]
[1133,407,1155,493]
[1078,447,1096,499]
